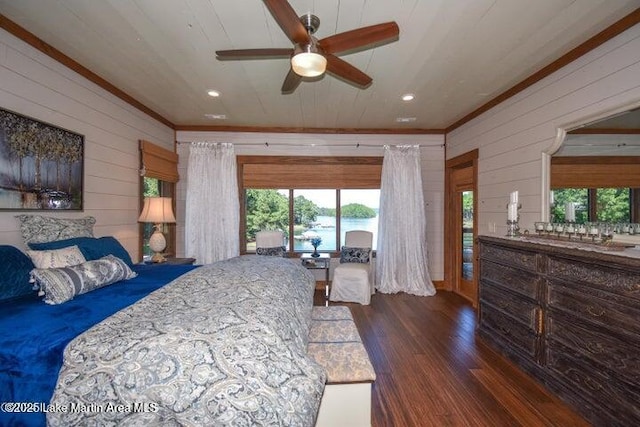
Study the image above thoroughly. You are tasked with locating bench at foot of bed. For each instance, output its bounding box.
[308,306,376,427]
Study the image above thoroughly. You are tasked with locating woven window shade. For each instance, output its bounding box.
[140,140,179,182]
[551,156,640,188]
[239,156,382,189]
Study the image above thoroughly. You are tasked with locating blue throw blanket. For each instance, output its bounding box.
[0,264,198,427]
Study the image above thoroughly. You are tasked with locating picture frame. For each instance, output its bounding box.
[0,107,84,210]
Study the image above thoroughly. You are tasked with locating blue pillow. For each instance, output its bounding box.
[256,246,287,257]
[339,246,371,264]
[31,255,137,305]
[28,237,134,267]
[0,245,36,301]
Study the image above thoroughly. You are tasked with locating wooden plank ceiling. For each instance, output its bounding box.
[0,0,638,130]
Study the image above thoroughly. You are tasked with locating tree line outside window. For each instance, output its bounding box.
[551,187,636,223]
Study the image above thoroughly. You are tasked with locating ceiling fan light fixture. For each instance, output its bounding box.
[291,41,326,77]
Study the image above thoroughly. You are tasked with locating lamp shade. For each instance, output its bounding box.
[138,197,176,224]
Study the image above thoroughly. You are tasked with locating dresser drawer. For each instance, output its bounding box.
[548,256,640,303]
[480,260,540,300]
[547,280,640,337]
[480,284,538,331]
[546,312,640,387]
[479,303,539,359]
[545,341,640,427]
[480,243,538,272]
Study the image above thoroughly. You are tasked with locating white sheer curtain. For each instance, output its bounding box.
[376,145,436,296]
[185,142,239,264]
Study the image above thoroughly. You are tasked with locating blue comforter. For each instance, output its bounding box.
[0,264,198,427]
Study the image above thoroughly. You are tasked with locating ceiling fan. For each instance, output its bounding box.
[215,0,399,93]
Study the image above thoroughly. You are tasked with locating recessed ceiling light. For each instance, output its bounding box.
[207,90,220,97]
[401,93,415,101]
[396,117,416,123]
[204,114,226,120]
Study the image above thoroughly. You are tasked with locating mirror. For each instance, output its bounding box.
[554,106,640,156]
[543,105,640,244]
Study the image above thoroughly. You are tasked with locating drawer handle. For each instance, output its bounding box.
[497,301,510,309]
[586,306,605,317]
[498,326,511,335]
[584,376,603,391]
[586,342,604,354]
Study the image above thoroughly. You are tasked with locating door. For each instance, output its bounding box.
[445,150,478,307]
[456,186,475,301]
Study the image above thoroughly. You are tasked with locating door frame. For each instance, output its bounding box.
[444,149,479,306]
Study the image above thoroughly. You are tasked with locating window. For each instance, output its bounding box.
[245,189,290,252]
[139,140,178,262]
[244,188,380,253]
[294,189,336,252]
[551,188,635,223]
[141,177,175,260]
[340,189,379,250]
[550,189,589,223]
[550,156,639,224]
[238,156,383,255]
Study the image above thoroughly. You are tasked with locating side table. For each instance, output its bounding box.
[301,253,331,299]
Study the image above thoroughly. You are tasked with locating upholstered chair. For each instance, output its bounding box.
[329,230,374,305]
[255,230,287,256]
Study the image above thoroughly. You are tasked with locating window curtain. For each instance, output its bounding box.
[376,145,436,296]
[185,142,239,264]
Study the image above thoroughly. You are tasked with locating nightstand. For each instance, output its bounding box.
[301,253,331,298]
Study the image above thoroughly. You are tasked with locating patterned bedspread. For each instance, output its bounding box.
[47,255,326,426]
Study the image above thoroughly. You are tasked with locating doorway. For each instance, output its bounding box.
[445,150,478,306]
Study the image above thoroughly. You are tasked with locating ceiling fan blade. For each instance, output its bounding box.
[281,68,302,93]
[263,0,310,45]
[325,54,372,87]
[216,48,293,59]
[319,22,399,54]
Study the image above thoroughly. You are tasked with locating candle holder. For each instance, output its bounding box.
[555,222,565,238]
[587,223,600,242]
[577,224,587,240]
[545,222,554,235]
[506,203,521,237]
[506,219,520,237]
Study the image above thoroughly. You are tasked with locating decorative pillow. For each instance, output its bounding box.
[256,245,287,257]
[29,236,134,267]
[0,245,36,301]
[30,255,137,305]
[16,215,96,244]
[340,246,371,264]
[26,245,86,269]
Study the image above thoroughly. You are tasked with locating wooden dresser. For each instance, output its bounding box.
[478,236,640,426]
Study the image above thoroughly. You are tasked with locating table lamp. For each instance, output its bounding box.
[138,196,176,263]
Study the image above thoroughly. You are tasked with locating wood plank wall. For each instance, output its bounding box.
[0,28,174,258]
[446,23,640,237]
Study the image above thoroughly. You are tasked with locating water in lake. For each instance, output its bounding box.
[294,215,378,251]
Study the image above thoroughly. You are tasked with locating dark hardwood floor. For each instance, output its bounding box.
[314,290,590,427]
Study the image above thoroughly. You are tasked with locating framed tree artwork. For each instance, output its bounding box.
[0,108,84,210]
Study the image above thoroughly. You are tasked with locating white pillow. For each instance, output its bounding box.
[26,245,86,269]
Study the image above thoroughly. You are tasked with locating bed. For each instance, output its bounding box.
[1,231,325,426]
